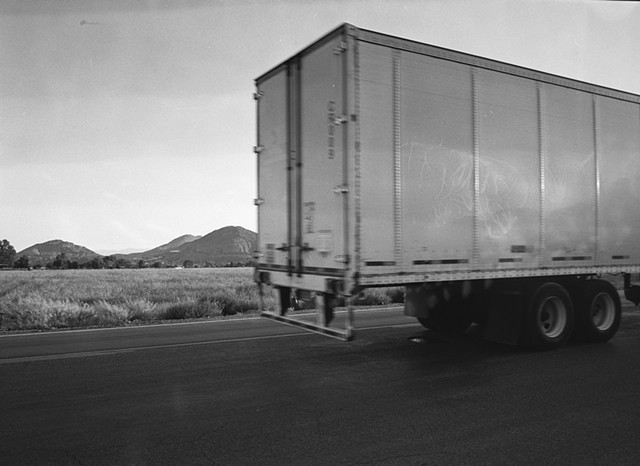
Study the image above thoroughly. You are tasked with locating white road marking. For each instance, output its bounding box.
[0,306,405,338]
[0,307,415,364]
[0,331,313,364]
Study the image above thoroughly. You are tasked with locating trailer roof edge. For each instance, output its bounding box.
[356,25,640,103]
[255,23,355,84]
[255,23,640,103]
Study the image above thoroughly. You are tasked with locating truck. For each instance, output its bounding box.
[253,23,640,349]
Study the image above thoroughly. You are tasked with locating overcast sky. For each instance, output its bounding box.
[1,0,639,253]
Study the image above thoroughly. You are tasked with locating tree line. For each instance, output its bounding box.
[0,239,253,270]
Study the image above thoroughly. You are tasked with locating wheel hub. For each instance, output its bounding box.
[539,297,567,338]
[591,292,615,331]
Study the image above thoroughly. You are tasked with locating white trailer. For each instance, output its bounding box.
[254,24,640,348]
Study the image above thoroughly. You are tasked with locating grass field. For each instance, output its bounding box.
[0,268,404,332]
[0,268,274,332]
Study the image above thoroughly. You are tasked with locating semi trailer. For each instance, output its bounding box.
[253,23,640,349]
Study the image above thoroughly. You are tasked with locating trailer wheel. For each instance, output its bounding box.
[523,282,574,350]
[573,280,620,343]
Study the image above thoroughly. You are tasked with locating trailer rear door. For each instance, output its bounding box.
[298,36,348,276]
[256,32,348,279]
[256,69,290,273]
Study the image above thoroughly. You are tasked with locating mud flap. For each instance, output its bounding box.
[404,284,437,318]
[482,290,523,345]
[624,285,640,306]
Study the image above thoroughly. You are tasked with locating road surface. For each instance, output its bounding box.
[2,305,640,465]
[0,307,406,362]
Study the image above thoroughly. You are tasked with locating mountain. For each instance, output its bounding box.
[96,247,149,256]
[14,227,256,268]
[123,226,256,266]
[118,234,201,259]
[17,240,100,266]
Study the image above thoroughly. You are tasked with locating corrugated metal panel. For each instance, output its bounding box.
[355,42,396,271]
[352,24,640,285]
[475,70,540,268]
[598,98,640,265]
[542,84,596,267]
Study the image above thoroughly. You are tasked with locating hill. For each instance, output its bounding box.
[17,240,100,267]
[119,234,201,259]
[124,226,256,266]
[14,227,256,268]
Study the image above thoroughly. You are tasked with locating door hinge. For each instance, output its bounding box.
[253,145,264,154]
[301,243,315,253]
[333,41,347,55]
[254,197,265,206]
[334,255,349,264]
[253,91,264,100]
[333,185,349,194]
[333,114,348,125]
[276,244,290,252]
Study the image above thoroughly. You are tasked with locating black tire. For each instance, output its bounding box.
[573,279,621,343]
[522,282,574,350]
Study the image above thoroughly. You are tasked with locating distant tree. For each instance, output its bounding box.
[115,258,130,269]
[14,255,29,269]
[52,253,68,269]
[137,259,146,269]
[152,261,163,269]
[102,255,117,269]
[89,257,103,269]
[0,239,17,266]
[183,260,194,268]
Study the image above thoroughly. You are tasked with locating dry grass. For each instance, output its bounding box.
[0,268,278,332]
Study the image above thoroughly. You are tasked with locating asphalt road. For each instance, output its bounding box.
[0,308,407,362]
[2,305,640,465]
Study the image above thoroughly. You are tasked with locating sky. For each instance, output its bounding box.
[1,0,639,254]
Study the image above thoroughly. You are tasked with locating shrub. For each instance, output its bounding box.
[386,287,405,303]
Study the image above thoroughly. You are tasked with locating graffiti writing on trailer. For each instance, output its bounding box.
[327,100,336,159]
